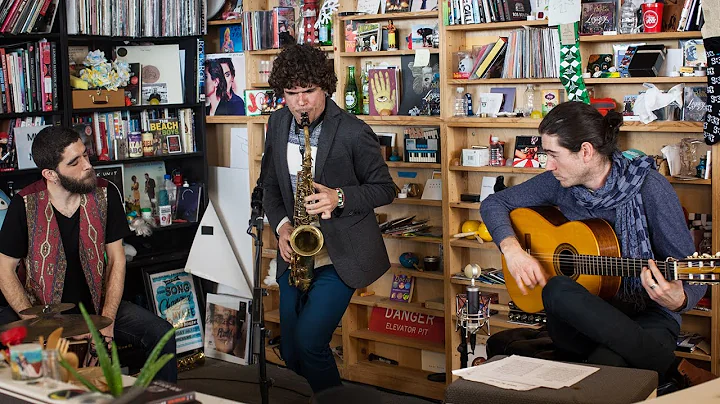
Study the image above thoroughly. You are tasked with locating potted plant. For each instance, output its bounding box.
[58,303,175,397]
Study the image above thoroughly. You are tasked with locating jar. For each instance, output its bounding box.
[423,256,440,271]
[9,343,43,380]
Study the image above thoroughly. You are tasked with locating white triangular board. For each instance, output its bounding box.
[185,201,252,298]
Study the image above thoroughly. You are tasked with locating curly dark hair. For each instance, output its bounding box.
[32,126,80,171]
[268,44,337,96]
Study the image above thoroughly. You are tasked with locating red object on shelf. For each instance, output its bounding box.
[590,97,617,116]
[368,306,444,344]
[302,0,319,44]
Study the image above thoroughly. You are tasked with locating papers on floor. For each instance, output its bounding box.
[452,355,600,391]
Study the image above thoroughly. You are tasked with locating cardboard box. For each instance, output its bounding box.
[72,89,126,109]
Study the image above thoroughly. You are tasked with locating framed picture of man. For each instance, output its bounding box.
[204,293,251,365]
[143,268,205,354]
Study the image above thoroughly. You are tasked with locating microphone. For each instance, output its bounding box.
[250,142,270,225]
[455,264,489,356]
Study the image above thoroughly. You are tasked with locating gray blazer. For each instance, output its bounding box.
[262,98,396,289]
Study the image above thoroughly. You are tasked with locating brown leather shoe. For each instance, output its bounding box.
[678,358,718,387]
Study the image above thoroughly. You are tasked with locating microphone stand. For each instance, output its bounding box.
[247,180,272,404]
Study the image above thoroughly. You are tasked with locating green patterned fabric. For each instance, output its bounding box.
[558,22,590,104]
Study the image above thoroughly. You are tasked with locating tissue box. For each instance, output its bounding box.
[628,45,666,77]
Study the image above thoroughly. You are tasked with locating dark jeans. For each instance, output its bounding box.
[542,276,679,375]
[0,300,177,383]
[278,265,355,393]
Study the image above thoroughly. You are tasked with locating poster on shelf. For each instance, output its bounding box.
[145,268,204,354]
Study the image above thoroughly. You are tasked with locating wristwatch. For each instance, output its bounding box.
[336,188,345,209]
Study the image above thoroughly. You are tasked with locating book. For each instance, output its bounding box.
[148,118,181,155]
[219,25,243,53]
[580,1,616,36]
[123,63,141,106]
[72,123,96,160]
[95,165,124,201]
[390,274,414,302]
[368,67,399,116]
[356,23,382,52]
[512,135,545,168]
[586,54,613,74]
[679,39,706,67]
[683,86,707,122]
[132,380,196,404]
[272,7,296,49]
[489,87,516,113]
[398,54,440,115]
[176,184,203,222]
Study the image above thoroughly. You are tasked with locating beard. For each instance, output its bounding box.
[57,170,96,194]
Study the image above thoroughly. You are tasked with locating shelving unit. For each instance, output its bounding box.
[203,2,719,399]
[0,1,209,270]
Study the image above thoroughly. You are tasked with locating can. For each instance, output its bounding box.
[159,205,172,227]
[128,132,143,158]
[142,132,154,157]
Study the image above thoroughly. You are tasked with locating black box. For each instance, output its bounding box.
[460,193,481,202]
[628,45,666,77]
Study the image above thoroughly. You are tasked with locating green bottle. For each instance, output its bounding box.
[345,66,359,114]
[361,62,370,115]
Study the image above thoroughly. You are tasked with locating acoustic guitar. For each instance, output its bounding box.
[502,207,719,314]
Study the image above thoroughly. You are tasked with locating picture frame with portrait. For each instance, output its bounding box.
[204,293,252,365]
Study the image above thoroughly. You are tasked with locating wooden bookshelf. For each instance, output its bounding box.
[392,198,442,206]
[350,328,445,352]
[350,294,444,318]
[390,264,444,280]
[339,49,441,57]
[444,19,549,31]
[578,31,702,42]
[386,161,442,169]
[340,11,438,21]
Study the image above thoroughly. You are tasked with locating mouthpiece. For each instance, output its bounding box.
[300,112,310,127]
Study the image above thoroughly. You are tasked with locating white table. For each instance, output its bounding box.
[0,366,244,403]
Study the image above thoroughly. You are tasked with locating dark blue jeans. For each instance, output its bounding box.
[278,265,355,393]
[0,300,177,383]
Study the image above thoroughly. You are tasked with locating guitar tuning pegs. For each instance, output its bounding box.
[716,252,720,257]
[693,252,700,258]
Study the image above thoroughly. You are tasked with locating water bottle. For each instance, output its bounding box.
[454,87,468,117]
[164,174,177,209]
[524,84,535,117]
[619,0,637,34]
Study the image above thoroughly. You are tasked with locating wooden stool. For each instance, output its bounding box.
[445,356,658,404]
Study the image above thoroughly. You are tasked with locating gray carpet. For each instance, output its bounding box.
[178,358,441,404]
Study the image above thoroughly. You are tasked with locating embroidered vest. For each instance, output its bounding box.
[19,178,109,313]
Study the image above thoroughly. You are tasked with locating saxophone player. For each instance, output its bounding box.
[262,44,395,394]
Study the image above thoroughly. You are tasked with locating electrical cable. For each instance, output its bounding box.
[178,377,311,398]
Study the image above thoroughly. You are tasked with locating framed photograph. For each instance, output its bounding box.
[166,134,183,154]
[204,293,252,365]
[142,268,205,354]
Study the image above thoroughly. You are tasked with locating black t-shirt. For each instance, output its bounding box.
[0,183,131,314]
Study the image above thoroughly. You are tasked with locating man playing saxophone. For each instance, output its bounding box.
[262,44,395,394]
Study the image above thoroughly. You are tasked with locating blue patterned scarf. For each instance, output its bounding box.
[569,151,657,309]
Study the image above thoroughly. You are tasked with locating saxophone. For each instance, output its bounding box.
[288,112,324,291]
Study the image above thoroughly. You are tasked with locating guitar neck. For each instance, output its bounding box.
[572,255,673,279]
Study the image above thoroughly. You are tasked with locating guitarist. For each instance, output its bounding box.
[481,101,714,387]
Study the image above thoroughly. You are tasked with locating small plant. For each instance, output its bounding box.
[58,303,176,397]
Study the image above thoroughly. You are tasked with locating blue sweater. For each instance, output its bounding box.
[480,170,706,325]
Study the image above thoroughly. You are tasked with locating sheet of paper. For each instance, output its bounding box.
[480,176,497,201]
[549,0,581,26]
[414,49,431,68]
[452,355,599,390]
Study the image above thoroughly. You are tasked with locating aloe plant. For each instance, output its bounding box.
[58,303,176,397]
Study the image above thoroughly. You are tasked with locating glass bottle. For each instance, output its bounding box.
[619,0,638,34]
[344,66,359,114]
[524,84,535,117]
[454,87,468,117]
[361,62,370,115]
[41,349,62,387]
[319,16,332,46]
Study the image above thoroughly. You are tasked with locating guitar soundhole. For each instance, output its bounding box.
[556,245,578,278]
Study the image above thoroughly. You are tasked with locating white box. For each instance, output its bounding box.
[421,350,446,373]
[462,148,489,167]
